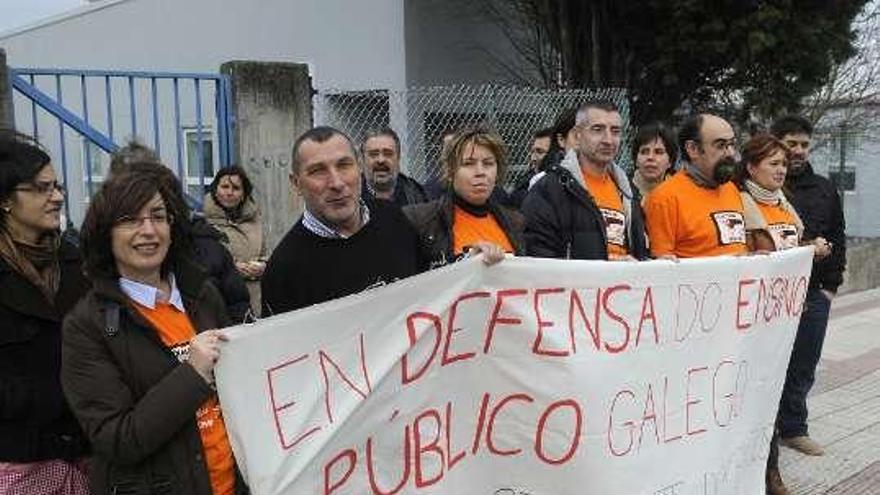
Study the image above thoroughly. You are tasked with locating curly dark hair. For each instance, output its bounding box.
[81,165,192,281]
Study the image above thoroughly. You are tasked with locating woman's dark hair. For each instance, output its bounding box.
[538,107,578,172]
[0,130,52,206]
[209,165,254,207]
[631,121,678,167]
[733,133,791,188]
[81,164,192,281]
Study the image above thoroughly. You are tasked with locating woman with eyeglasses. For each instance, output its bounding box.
[61,167,247,494]
[0,131,89,493]
[404,127,524,267]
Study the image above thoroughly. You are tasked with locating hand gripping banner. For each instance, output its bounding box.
[216,249,812,495]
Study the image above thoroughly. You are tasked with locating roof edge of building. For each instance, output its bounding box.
[0,0,134,41]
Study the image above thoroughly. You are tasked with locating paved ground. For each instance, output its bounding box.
[779,287,880,494]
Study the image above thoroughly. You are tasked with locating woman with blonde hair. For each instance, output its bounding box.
[404,127,524,267]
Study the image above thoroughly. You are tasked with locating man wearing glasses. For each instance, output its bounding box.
[643,113,746,258]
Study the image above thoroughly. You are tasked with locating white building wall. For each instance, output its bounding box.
[812,136,880,238]
[0,0,406,91]
[404,0,540,87]
[1,0,407,225]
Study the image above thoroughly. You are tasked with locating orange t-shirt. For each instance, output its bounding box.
[452,206,515,255]
[583,170,628,256]
[756,202,801,250]
[644,172,747,258]
[134,303,235,495]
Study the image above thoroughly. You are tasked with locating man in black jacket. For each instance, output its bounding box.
[521,101,648,260]
[770,115,847,457]
[509,127,553,209]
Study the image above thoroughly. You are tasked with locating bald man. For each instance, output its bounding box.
[643,114,746,258]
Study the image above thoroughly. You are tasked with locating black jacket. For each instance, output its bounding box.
[521,153,649,260]
[787,162,847,292]
[403,195,526,268]
[0,239,90,462]
[190,215,252,323]
[509,170,536,210]
[509,147,566,209]
[61,259,247,495]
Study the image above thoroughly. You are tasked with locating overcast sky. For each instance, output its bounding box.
[0,0,83,33]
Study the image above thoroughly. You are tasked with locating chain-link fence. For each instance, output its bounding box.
[314,85,629,188]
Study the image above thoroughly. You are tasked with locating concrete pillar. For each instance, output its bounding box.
[0,49,15,130]
[221,61,313,251]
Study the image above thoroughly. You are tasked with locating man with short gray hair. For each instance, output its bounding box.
[522,100,648,260]
[261,126,425,315]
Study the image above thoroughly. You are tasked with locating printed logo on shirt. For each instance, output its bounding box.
[197,401,222,431]
[166,340,224,433]
[599,207,627,246]
[768,222,799,250]
[711,211,747,246]
[169,342,190,363]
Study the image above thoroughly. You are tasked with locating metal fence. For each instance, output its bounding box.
[10,68,233,227]
[314,85,629,188]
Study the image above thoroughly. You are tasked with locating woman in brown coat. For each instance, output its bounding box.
[61,167,247,495]
[203,166,265,316]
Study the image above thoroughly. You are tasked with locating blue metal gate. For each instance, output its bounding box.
[9,68,234,226]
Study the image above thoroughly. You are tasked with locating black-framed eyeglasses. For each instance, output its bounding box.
[14,180,65,197]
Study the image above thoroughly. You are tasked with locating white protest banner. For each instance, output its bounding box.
[216,248,812,495]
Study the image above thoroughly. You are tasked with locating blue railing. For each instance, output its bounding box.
[10,68,234,226]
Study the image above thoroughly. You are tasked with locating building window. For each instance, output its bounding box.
[184,128,214,198]
[81,139,107,196]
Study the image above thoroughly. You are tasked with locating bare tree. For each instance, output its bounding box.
[475,0,870,123]
[806,0,880,141]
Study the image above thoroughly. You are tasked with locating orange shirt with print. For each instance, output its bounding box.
[452,206,514,255]
[582,170,628,256]
[756,202,801,250]
[644,172,747,258]
[134,302,235,495]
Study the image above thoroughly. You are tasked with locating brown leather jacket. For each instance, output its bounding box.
[61,259,247,495]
